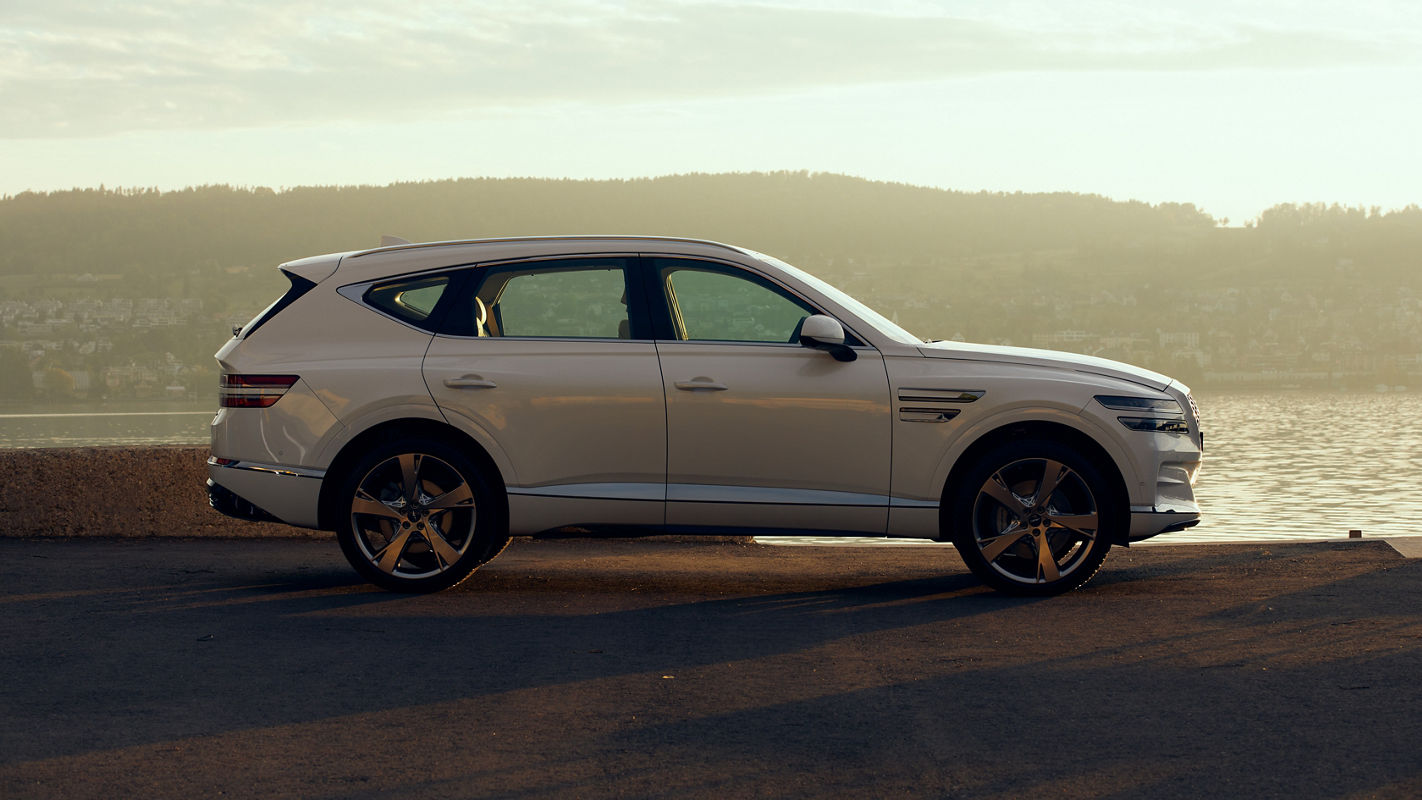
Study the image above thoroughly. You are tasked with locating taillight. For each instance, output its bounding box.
[220,374,299,408]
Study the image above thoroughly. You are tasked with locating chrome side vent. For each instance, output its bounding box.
[896,388,982,422]
[897,388,984,404]
[899,408,962,423]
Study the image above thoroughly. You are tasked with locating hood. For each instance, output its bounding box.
[919,340,1174,392]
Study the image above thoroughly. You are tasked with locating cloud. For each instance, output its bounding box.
[1,0,1416,138]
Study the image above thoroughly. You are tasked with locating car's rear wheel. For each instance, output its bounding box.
[335,437,508,592]
[949,438,1120,596]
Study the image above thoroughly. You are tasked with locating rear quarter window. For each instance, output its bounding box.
[365,275,451,328]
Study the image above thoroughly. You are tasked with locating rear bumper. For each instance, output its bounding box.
[207,457,325,529]
[207,479,283,523]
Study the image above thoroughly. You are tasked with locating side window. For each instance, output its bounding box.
[448,259,634,339]
[365,274,450,328]
[660,263,815,343]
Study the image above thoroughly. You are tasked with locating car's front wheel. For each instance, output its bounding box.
[949,438,1121,596]
[335,437,508,592]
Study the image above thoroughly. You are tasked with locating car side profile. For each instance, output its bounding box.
[208,236,1203,595]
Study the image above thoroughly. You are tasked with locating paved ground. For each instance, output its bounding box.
[756,534,1422,556]
[2,537,1420,799]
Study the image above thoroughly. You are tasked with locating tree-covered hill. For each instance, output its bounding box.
[1,172,1420,397]
[0,172,1224,276]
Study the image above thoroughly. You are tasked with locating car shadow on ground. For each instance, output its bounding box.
[2,538,1418,799]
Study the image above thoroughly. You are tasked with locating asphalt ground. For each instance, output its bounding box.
[1,537,1419,799]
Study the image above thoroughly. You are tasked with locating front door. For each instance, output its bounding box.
[649,258,892,534]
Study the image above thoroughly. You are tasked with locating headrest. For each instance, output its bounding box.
[474,296,488,333]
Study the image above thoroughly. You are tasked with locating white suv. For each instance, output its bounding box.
[209,236,1203,595]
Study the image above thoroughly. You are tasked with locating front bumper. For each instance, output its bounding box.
[1128,507,1201,540]
[1117,385,1204,542]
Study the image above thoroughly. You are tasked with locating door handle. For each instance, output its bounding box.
[443,375,497,389]
[674,378,728,391]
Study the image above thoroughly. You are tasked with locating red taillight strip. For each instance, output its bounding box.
[221,375,300,388]
[219,374,299,408]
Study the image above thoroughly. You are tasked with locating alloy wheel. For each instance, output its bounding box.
[348,452,478,580]
[969,457,1100,585]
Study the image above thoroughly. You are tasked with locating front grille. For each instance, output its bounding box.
[1186,393,1204,450]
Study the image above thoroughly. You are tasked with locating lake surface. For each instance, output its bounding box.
[0,405,214,449]
[1168,392,1422,543]
[2,393,1417,542]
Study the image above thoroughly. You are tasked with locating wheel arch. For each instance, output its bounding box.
[317,418,509,531]
[938,420,1131,545]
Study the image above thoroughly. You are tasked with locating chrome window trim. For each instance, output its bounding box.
[433,333,653,343]
[430,336,874,349]
[651,339,875,350]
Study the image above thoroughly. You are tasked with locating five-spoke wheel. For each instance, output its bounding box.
[335,437,508,592]
[950,438,1119,595]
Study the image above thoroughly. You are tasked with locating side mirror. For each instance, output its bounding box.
[798,314,857,362]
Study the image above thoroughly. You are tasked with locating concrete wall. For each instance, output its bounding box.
[0,447,751,542]
[0,446,318,538]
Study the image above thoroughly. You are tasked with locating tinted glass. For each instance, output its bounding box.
[447,259,633,339]
[497,268,627,338]
[664,266,813,343]
[366,275,450,325]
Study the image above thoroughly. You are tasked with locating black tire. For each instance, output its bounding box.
[335,436,509,593]
[948,437,1121,596]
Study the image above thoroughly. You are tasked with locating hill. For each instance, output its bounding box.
[1,172,1419,399]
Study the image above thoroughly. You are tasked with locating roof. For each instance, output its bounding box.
[347,235,747,260]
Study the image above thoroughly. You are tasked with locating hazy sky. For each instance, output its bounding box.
[3,0,1419,223]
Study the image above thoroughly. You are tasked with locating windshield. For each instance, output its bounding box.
[749,251,922,344]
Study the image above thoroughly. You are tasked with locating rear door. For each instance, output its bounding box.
[422,256,667,525]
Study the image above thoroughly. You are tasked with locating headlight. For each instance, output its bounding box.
[1095,395,1188,435]
[1094,395,1184,414]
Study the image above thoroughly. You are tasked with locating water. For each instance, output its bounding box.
[0,405,213,449]
[2,393,1418,542]
[1169,392,1422,543]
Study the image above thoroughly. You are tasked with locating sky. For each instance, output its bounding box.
[2,0,1420,224]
